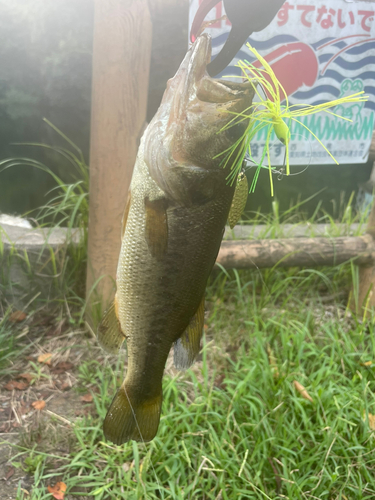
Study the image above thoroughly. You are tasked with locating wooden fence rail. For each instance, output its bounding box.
[217,235,375,270]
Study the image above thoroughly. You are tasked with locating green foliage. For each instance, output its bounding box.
[13,451,44,475]
[0,119,89,310]
[8,260,375,499]
[0,0,93,215]
[0,311,19,375]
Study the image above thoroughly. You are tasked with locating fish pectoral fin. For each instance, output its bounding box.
[174,296,205,370]
[97,298,125,354]
[144,196,168,260]
[103,384,162,444]
[228,171,248,229]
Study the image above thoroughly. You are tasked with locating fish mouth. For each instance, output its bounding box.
[184,34,254,107]
[143,34,255,200]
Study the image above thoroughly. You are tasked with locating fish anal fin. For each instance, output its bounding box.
[144,197,168,259]
[228,171,248,229]
[103,384,162,444]
[121,190,132,240]
[174,296,205,370]
[97,296,125,354]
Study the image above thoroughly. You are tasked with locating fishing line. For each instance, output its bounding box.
[122,385,163,498]
[243,132,313,183]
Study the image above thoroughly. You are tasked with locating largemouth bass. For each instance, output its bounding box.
[98,34,254,444]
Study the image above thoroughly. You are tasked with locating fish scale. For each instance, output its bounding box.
[97,34,255,444]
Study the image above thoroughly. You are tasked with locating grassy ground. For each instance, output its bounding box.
[1,255,375,500]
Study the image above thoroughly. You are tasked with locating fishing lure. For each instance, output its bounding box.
[219,43,368,199]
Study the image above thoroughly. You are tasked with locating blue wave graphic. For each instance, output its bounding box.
[329,55,375,71]
[361,72,375,81]
[293,86,340,100]
[211,32,229,48]
[319,54,331,63]
[294,99,375,111]
[319,50,375,67]
[311,37,335,50]
[319,42,375,61]
[333,41,348,50]
[311,37,373,51]
[346,41,375,55]
[320,69,345,82]
[321,69,375,83]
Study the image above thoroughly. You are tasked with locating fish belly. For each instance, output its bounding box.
[116,144,233,394]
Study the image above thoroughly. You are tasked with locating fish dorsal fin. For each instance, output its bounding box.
[97,297,125,354]
[174,296,205,370]
[228,171,248,229]
[144,197,168,260]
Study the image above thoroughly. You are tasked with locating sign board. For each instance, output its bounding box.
[189,0,375,166]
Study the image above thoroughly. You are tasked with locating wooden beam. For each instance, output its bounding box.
[86,0,152,319]
[224,223,362,240]
[216,235,375,269]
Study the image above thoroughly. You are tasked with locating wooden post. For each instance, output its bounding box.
[86,0,152,321]
[351,161,375,316]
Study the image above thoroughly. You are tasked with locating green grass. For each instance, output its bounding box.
[1,123,374,498]
[0,119,89,312]
[5,262,375,500]
[0,310,20,375]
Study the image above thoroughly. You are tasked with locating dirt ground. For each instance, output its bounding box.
[0,313,101,499]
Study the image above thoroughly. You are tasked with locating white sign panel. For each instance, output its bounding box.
[189,0,375,165]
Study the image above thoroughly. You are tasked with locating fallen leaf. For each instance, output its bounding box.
[9,310,27,323]
[47,481,67,500]
[51,361,74,374]
[74,408,90,417]
[80,393,93,403]
[4,380,28,391]
[18,404,30,417]
[361,361,373,367]
[5,465,15,480]
[18,373,33,383]
[363,411,375,430]
[122,462,131,473]
[293,381,313,402]
[59,381,71,391]
[369,414,375,430]
[37,353,53,365]
[32,400,46,411]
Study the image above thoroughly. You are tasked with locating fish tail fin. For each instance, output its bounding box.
[103,384,162,444]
